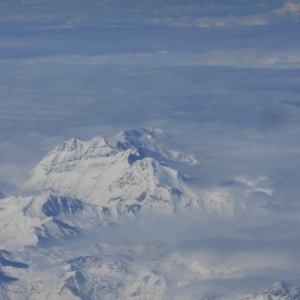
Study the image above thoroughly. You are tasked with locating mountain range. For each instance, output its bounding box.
[0,127,297,299]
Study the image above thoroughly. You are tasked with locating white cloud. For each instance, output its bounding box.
[148,1,300,28]
[149,15,271,28]
[195,15,270,28]
[275,1,300,15]
[4,48,300,70]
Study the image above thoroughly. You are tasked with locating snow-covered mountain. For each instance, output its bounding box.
[3,127,238,255]
[23,128,278,221]
[23,128,202,220]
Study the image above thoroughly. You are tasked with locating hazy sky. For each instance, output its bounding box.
[1,0,300,195]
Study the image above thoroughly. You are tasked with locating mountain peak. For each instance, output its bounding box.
[88,135,108,148]
[55,138,82,152]
[262,281,288,298]
[253,281,300,300]
[112,127,199,166]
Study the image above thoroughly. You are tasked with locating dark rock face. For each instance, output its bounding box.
[0,251,28,269]
[42,195,83,217]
